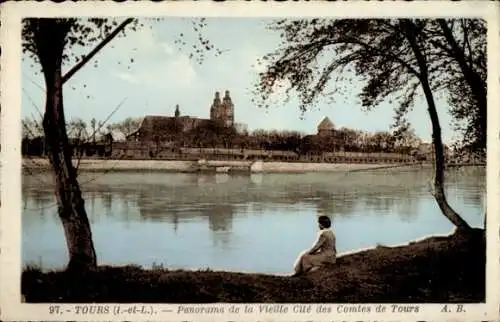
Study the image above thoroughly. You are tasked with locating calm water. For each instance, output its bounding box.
[22,167,485,274]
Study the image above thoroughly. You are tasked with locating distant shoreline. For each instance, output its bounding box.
[20,157,436,174]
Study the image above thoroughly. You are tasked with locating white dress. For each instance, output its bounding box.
[293,228,337,274]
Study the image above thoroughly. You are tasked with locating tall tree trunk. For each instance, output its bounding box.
[34,19,97,271]
[402,20,472,232]
[420,80,472,231]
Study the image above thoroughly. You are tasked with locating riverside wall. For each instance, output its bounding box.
[22,157,421,173]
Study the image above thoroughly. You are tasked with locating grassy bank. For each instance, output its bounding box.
[22,229,485,303]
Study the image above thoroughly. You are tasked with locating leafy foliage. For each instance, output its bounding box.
[22,18,140,68]
[448,78,486,156]
[254,18,486,155]
[107,117,143,136]
[253,19,421,116]
[173,17,227,65]
[22,17,223,81]
[186,121,238,148]
[435,19,486,156]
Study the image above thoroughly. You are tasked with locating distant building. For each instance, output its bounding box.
[317,116,334,137]
[210,90,234,127]
[127,90,235,142]
[127,114,208,142]
[105,130,127,142]
[298,116,343,154]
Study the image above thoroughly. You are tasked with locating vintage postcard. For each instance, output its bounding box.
[1,1,499,321]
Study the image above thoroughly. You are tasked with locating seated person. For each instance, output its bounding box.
[292,215,337,276]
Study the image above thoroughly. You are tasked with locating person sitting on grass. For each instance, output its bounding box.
[292,215,337,276]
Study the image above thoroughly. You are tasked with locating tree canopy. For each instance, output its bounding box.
[253,18,486,157]
[254,18,486,231]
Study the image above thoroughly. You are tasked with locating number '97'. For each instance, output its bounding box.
[49,305,61,314]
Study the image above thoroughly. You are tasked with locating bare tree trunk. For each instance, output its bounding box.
[421,81,472,231]
[402,20,472,232]
[34,19,97,271]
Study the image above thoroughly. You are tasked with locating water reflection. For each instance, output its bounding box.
[22,168,486,228]
[135,188,236,246]
[21,167,486,272]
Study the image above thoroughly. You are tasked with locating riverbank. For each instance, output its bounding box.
[22,228,485,303]
[22,157,425,173]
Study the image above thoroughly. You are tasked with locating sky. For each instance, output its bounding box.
[21,18,459,144]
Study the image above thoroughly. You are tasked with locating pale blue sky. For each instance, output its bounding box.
[22,18,457,143]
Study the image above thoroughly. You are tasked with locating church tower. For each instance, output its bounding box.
[210,90,234,127]
[222,90,234,127]
[210,91,222,121]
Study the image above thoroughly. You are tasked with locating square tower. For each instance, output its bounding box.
[210,90,234,127]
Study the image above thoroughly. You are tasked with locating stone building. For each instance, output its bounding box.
[210,90,234,127]
[127,90,235,142]
[317,116,335,136]
[127,112,208,142]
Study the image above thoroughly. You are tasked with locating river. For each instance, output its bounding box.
[21,166,485,274]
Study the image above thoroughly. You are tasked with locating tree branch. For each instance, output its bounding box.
[340,37,421,78]
[62,18,134,84]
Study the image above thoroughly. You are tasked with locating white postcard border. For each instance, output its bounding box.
[1,1,499,321]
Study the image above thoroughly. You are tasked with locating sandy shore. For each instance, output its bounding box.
[22,157,420,173]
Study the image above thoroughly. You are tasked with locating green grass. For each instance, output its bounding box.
[22,229,485,303]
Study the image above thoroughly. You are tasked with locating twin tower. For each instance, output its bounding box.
[210,90,234,127]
